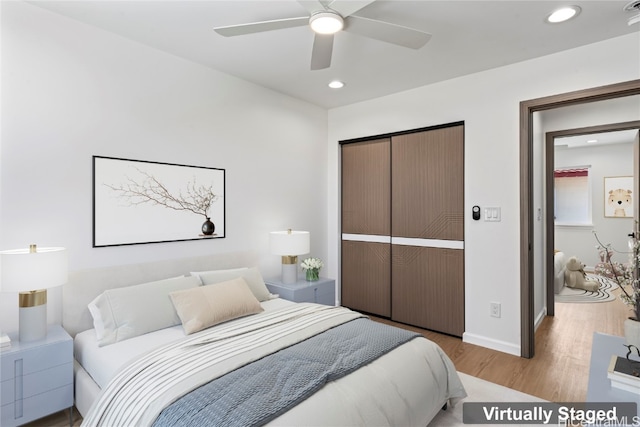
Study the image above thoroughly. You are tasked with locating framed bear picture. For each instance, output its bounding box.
[604,176,634,218]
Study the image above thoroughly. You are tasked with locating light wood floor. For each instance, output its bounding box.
[25,290,629,426]
[375,287,628,402]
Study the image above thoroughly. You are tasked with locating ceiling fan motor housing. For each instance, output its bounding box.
[309,11,344,34]
[624,0,640,25]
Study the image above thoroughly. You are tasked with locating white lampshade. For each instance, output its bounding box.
[269,230,310,256]
[0,246,68,292]
[0,245,68,342]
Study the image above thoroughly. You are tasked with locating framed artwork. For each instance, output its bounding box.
[93,156,225,247]
[604,176,634,218]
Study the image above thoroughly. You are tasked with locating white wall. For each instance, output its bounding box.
[0,2,328,332]
[327,33,640,355]
[554,142,635,268]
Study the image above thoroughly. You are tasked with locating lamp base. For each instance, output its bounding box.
[18,289,47,342]
[281,263,298,284]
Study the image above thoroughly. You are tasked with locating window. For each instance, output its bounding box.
[554,167,591,225]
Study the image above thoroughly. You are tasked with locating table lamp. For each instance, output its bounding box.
[0,244,68,342]
[269,230,309,284]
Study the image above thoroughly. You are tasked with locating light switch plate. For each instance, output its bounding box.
[484,207,501,222]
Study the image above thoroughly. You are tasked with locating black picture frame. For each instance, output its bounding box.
[93,156,225,247]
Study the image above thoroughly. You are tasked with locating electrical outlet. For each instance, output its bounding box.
[490,302,501,318]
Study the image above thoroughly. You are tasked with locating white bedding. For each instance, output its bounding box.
[76,298,466,426]
[75,298,292,389]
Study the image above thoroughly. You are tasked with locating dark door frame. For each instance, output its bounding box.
[519,79,640,358]
[545,121,640,316]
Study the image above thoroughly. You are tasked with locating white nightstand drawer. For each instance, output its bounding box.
[265,277,335,305]
[0,377,14,406]
[1,362,73,405]
[0,339,71,380]
[314,285,335,305]
[0,326,73,427]
[1,383,73,426]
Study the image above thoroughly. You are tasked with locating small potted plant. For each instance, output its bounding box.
[301,257,323,282]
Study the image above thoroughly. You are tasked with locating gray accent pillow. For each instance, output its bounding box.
[192,267,272,302]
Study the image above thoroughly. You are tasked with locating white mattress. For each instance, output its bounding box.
[74,298,294,389]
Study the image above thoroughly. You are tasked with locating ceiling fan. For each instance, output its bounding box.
[213,0,431,70]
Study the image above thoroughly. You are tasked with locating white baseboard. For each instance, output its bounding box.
[463,332,520,356]
[534,307,547,332]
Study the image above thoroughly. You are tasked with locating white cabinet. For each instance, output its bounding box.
[1,326,73,426]
[265,277,335,305]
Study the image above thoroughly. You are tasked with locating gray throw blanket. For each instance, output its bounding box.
[153,318,420,427]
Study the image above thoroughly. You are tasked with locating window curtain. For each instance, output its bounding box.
[554,168,588,178]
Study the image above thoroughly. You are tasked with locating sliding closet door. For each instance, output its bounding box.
[391,125,464,336]
[341,138,391,317]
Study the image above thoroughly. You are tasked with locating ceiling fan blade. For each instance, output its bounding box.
[297,0,327,15]
[344,15,431,49]
[327,0,375,18]
[214,16,308,37]
[310,34,334,70]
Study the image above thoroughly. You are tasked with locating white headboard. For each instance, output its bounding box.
[62,251,259,337]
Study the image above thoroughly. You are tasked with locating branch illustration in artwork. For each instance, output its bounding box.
[104,168,220,219]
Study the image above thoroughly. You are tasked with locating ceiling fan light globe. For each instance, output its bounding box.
[310,12,344,34]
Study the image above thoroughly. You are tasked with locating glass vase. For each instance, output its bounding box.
[305,268,319,282]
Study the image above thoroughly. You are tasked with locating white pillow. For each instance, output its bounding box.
[88,275,201,346]
[191,267,271,302]
[190,267,247,282]
[170,277,263,335]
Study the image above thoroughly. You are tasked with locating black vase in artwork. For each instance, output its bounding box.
[202,217,215,235]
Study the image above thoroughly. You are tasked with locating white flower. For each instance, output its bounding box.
[595,227,640,319]
[301,257,323,271]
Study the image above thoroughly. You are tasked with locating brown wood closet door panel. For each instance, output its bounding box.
[341,138,391,235]
[391,245,464,336]
[391,126,464,240]
[341,240,391,317]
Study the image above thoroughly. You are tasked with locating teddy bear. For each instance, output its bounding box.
[608,188,633,217]
[564,256,599,292]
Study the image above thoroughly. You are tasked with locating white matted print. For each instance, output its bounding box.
[604,176,634,218]
[93,156,225,247]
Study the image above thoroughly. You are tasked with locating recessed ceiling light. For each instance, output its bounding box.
[310,12,344,34]
[546,6,581,23]
[587,139,598,143]
[328,80,345,89]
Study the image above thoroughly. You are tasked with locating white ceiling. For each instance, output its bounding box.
[555,129,639,149]
[27,0,640,109]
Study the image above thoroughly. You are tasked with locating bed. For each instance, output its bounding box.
[63,251,466,426]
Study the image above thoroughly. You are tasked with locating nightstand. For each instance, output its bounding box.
[265,277,335,305]
[1,325,73,427]
[587,332,640,414]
